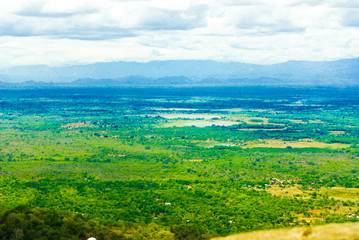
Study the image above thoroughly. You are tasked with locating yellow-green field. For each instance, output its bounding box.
[158,113,220,119]
[159,119,238,128]
[230,116,270,124]
[320,187,359,202]
[240,139,350,149]
[329,131,345,135]
[267,186,359,218]
[266,185,309,198]
[189,138,349,149]
[267,186,359,202]
[286,119,325,124]
[212,223,359,240]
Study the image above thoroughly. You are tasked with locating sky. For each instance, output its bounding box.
[0,0,359,67]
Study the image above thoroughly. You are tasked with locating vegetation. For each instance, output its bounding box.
[0,205,125,240]
[0,87,359,239]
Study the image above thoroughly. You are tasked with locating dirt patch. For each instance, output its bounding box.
[159,114,220,120]
[266,185,309,198]
[61,122,92,129]
[107,154,126,157]
[184,159,203,162]
[182,120,238,127]
[329,131,345,135]
[232,116,269,124]
[160,120,239,128]
[239,139,349,149]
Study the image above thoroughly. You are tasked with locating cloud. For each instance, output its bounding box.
[288,0,325,6]
[0,2,208,40]
[0,0,359,67]
[54,27,136,40]
[341,10,359,27]
[290,0,359,8]
[137,5,208,30]
[233,6,306,34]
[0,15,135,40]
[15,0,99,18]
[219,0,266,6]
[330,0,359,8]
[16,5,98,18]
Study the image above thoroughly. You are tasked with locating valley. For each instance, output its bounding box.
[0,87,359,239]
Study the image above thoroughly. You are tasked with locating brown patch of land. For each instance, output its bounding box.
[184,159,203,162]
[309,119,325,124]
[159,114,220,120]
[231,116,269,124]
[266,185,309,198]
[288,119,306,124]
[239,139,349,149]
[329,131,345,135]
[160,120,239,128]
[238,128,286,131]
[61,122,92,129]
[107,154,126,157]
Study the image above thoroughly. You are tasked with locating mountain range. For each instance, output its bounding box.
[0,58,358,87]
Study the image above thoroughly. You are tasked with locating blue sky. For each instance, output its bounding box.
[0,0,359,67]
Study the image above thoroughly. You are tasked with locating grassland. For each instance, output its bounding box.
[212,222,359,240]
[320,187,359,202]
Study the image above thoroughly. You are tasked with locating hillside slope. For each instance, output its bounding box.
[212,223,359,240]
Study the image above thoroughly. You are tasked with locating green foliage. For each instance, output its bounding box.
[171,225,210,240]
[0,205,126,240]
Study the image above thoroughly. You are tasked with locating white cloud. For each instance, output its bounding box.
[230,5,306,34]
[136,5,208,30]
[0,0,358,67]
[16,0,98,18]
[341,9,359,27]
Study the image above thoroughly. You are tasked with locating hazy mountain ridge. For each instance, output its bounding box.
[0,58,358,86]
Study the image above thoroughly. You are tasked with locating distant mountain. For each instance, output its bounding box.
[0,60,253,82]
[67,76,191,86]
[71,78,123,87]
[0,58,358,86]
